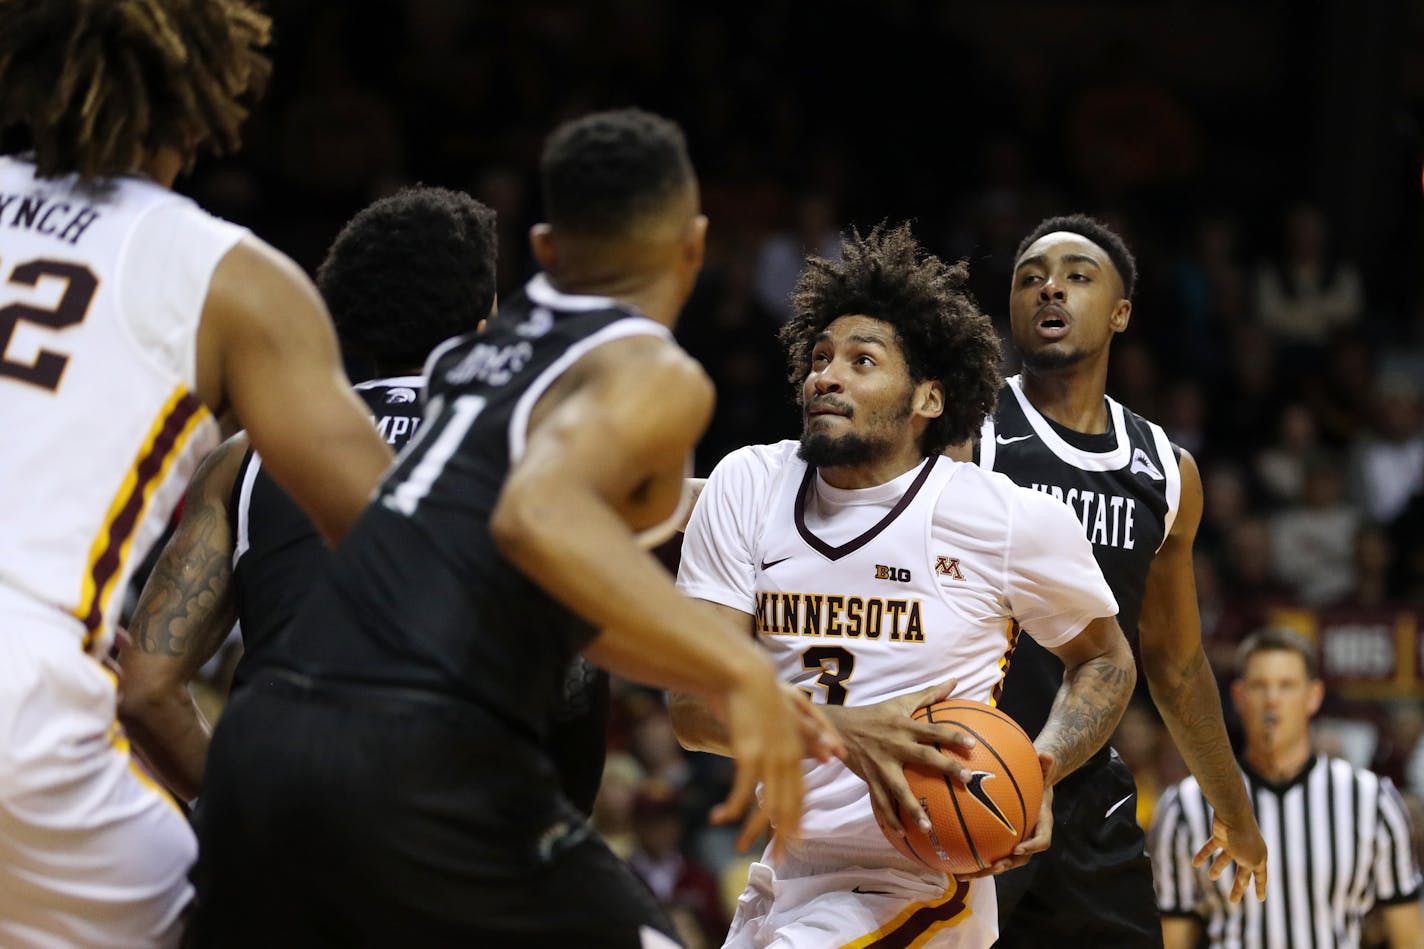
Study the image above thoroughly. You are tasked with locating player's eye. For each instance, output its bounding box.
[854,355,876,367]
[1069,272,1090,282]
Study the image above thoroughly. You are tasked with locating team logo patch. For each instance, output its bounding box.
[1130,447,1164,481]
[874,564,911,582]
[966,771,1016,834]
[934,556,964,580]
[385,387,417,404]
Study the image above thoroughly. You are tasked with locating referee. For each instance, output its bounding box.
[1151,628,1423,948]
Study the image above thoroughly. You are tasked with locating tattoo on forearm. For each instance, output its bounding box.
[1039,656,1135,779]
[130,501,235,662]
[1150,647,1250,816]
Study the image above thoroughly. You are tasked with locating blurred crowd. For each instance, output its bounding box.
[127,2,1424,944]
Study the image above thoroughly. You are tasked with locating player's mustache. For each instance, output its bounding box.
[806,396,853,418]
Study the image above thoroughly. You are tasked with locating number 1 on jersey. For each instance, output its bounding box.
[383,393,485,517]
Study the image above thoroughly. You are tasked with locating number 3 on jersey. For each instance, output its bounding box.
[383,393,485,517]
[802,645,855,705]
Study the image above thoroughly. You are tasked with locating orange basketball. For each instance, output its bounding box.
[876,699,1044,876]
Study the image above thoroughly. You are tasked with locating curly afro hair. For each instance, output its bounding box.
[1015,213,1137,299]
[317,185,496,371]
[780,223,1002,455]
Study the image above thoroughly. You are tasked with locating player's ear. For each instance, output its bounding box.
[683,213,708,271]
[916,380,944,420]
[529,223,557,273]
[1111,298,1132,334]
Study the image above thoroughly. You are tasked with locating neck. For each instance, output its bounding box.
[1019,356,1112,433]
[819,447,927,490]
[1243,736,1312,784]
[134,146,185,189]
[545,262,684,329]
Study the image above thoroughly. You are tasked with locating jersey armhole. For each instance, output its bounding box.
[231,447,261,569]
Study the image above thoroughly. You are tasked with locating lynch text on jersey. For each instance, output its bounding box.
[0,193,100,245]
[1030,483,1137,550]
[755,591,925,643]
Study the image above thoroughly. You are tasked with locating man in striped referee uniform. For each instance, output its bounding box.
[1151,628,1423,948]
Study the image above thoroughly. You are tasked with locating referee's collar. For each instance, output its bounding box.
[1240,753,1320,794]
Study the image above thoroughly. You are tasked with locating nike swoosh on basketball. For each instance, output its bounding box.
[1105,793,1134,819]
[852,885,893,896]
[995,434,1033,445]
[760,556,791,571]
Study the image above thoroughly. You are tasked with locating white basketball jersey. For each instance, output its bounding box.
[0,156,244,655]
[679,440,1117,860]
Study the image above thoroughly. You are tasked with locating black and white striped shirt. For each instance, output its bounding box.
[1150,755,1421,949]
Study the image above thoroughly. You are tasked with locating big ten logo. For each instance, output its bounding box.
[875,564,911,582]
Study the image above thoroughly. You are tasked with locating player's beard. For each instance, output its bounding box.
[798,392,916,468]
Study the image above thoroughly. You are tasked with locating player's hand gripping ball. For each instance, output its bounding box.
[876,699,1044,875]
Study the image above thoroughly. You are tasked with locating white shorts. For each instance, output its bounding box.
[0,589,194,948]
[723,843,997,949]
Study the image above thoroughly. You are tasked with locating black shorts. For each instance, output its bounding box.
[993,749,1161,949]
[189,672,679,948]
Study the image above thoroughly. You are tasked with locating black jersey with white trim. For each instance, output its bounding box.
[975,374,1180,743]
[227,376,425,684]
[264,275,672,744]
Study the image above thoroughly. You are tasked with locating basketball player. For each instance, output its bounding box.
[0,3,393,945]
[974,215,1267,946]
[189,109,835,947]
[1152,629,1422,948]
[117,185,497,802]
[671,224,1138,948]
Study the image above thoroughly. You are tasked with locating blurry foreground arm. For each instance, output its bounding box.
[1382,902,1424,949]
[118,434,247,801]
[1161,917,1204,949]
[196,236,392,544]
[490,337,820,849]
[1140,449,1266,903]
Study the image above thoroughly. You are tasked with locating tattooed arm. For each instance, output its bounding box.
[117,433,248,802]
[1038,615,1137,783]
[1140,448,1266,903]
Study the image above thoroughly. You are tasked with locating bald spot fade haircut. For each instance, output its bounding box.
[0,0,271,180]
[1016,213,1138,299]
[780,222,1002,456]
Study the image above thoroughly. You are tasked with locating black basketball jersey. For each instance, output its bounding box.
[976,375,1181,743]
[227,376,425,684]
[265,275,674,745]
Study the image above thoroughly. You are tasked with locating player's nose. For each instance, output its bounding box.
[1038,278,1066,302]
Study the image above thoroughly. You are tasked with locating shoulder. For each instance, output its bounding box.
[707,440,799,488]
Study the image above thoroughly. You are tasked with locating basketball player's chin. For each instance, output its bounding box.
[1021,345,1088,372]
[797,432,876,468]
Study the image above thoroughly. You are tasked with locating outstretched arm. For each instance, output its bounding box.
[1140,448,1266,903]
[118,433,248,801]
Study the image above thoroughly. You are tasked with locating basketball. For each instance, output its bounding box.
[876,699,1044,876]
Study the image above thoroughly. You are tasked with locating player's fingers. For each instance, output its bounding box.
[736,803,773,855]
[710,758,759,827]
[794,699,845,761]
[865,768,906,836]
[905,742,972,783]
[908,677,959,711]
[1228,866,1248,904]
[1254,863,1268,901]
[908,722,975,754]
[1192,838,1220,868]
[885,769,932,835]
[1208,848,1233,880]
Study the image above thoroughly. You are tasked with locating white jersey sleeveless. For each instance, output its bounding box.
[678,440,1118,857]
[0,156,244,655]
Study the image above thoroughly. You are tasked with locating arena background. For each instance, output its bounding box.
[146,3,1424,945]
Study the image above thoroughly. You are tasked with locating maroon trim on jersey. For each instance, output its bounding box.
[794,456,938,561]
[77,391,204,638]
[859,878,971,948]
